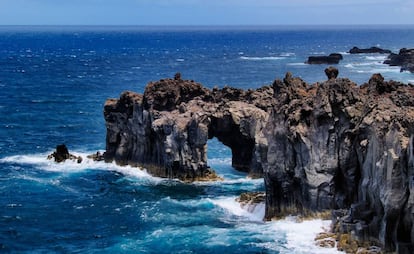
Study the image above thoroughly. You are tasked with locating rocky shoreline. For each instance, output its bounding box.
[50,67,414,253]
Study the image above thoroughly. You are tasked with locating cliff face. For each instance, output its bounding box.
[264,72,414,252]
[103,70,414,251]
[104,75,273,180]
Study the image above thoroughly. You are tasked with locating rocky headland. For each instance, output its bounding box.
[62,67,414,253]
[103,73,273,181]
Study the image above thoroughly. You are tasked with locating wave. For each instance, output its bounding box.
[240,56,286,61]
[272,218,341,254]
[365,55,388,61]
[211,196,265,222]
[0,151,164,184]
[280,52,296,57]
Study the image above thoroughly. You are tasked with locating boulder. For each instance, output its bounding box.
[306,53,343,64]
[349,46,392,54]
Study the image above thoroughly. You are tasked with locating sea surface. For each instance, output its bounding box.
[1,25,413,253]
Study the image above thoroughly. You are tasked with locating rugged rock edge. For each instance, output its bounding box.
[264,70,414,253]
[103,73,273,181]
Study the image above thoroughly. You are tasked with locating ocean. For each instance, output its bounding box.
[1,25,413,253]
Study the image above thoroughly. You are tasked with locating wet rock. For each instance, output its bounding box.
[87,151,105,161]
[306,53,343,64]
[384,48,414,73]
[349,46,392,54]
[47,144,82,163]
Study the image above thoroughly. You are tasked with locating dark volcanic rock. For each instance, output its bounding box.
[384,48,414,73]
[325,66,339,80]
[103,70,414,251]
[47,144,82,163]
[306,53,343,64]
[104,74,273,181]
[264,70,414,252]
[349,46,392,54]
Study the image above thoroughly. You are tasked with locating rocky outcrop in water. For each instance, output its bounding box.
[306,53,343,64]
[349,46,392,54]
[47,144,82,163]
[384,48,414,73]
[264,70,414,252]
[104,74,273,181]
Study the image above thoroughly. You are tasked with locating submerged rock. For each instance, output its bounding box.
[264,69,414,252]
[104,73,273,181]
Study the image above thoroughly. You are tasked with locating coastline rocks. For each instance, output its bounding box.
[264,69,414,252]
[306,53,343,64]
[47,144,82,163]
[384,48,414,73]
[349,46,392,54]
[103,74,273,181]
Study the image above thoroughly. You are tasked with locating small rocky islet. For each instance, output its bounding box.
[49,63,414,253]
[305,46,414,74]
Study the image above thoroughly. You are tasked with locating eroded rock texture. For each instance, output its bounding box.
[264,71,414,252]
[104,74,273,181]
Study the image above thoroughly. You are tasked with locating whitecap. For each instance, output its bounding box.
[280,52,296,57]
[273,218,341,254]
[0,151,163,184]
[365,55,387,61]
[240,56,286,61]
[211,196,265,222]
[176,58,185,62]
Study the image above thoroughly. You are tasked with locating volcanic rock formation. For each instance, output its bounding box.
[349,46,392,54]
[103,74,273,181]
[384,48,414,73]
[103,69,414,252]
[306,53,343,64]
[264,71,414,252]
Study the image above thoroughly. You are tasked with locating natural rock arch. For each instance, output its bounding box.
[103,75,273,181]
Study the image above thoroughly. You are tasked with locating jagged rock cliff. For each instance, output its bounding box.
[104,74,273,180]
[264,71,414,252]
[103,70,414,252]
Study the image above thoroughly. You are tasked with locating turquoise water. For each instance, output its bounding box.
[1,26,414,253]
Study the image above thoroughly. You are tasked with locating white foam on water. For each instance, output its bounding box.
[365,55,387,61]
[280,52,296,57]
[240,56,286,61]
[273,217,341,254]
[211,196,265,222]
[0,151,164,184]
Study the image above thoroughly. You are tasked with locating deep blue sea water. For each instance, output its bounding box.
[1,25,414,253]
